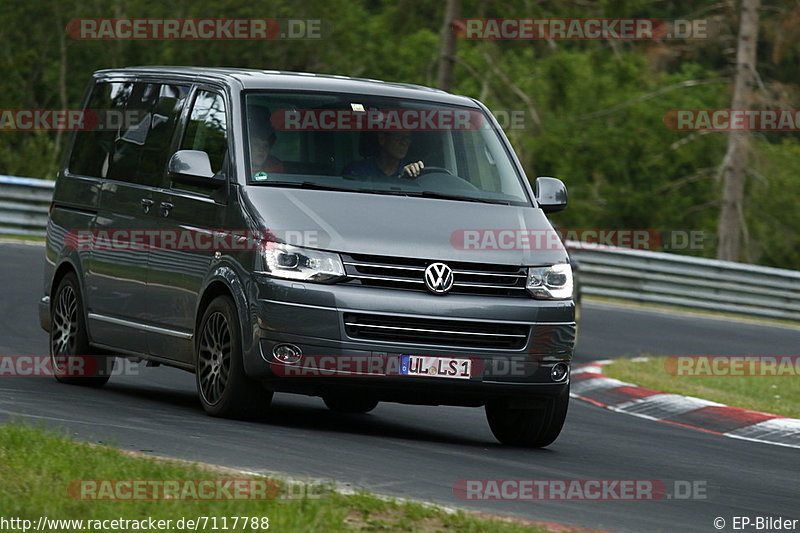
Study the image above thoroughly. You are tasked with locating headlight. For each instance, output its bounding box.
[527,263,573,299]
[263,244,345,283]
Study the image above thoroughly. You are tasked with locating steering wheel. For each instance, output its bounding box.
[412,166,480,191]
[414,166,453,177]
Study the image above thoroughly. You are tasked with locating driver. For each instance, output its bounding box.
[344,131,424,178]
[249,115,284,176]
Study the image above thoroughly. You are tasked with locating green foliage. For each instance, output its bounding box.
[746,139,800,268]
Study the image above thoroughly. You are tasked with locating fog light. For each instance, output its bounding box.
[551,362,569,382]
[273,343,302,364]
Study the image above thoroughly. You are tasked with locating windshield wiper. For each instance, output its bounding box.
[259,181,419,197]
[256,181,366,193]
[411,190,511,205]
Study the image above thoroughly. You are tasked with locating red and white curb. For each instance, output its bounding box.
[571,360,800,449]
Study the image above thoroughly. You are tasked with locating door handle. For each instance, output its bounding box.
[141,198,154,213]
[160,202,174,217]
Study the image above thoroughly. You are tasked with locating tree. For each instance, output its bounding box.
[717,0,761,262]
[436,0,460,92]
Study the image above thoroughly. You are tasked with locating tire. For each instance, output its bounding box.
[485,383,570,448]
[323,394,379,414]
[49,272,113,387]
[195,295,272,419]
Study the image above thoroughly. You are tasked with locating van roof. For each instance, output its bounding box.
[93,66,479,107]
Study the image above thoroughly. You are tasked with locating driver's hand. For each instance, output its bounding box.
[401,161,424,178]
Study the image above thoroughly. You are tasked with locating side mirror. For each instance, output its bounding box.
[535,176,567,213]
[168,150,226,188]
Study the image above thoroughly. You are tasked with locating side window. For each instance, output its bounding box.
[180,90,228,175]
[106,82,189,186]
[68,82,131,178]
[136,84,189,184]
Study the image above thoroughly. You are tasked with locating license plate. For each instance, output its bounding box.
[400,355,472,379]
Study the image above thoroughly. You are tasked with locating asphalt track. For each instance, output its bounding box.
[1,242,798,532]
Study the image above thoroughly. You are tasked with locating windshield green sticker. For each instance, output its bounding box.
[253,172,269,181]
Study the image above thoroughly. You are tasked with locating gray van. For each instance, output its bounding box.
[40,67,575,447]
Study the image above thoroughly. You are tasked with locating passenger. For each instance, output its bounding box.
[344,131,424,178]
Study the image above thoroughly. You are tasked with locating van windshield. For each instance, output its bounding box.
[244,92,531,206]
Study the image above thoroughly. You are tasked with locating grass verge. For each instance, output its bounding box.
[0,423,563,532]
[603,356,800,419]
[0,234,45,244]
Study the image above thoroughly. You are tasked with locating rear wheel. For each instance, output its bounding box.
[196,295,272,419]
[49,272,113,387]
[323,394,379,414]
[485,384,570,447]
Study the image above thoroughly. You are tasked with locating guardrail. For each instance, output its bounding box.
[0,175,54,237]
[566,241,800,322]
[0,176,797,321]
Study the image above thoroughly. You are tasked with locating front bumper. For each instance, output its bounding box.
[244,277,575,403]
[39,296,51,332]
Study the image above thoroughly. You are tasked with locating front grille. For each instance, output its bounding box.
[342,253,528,297]
[344,313,529,349]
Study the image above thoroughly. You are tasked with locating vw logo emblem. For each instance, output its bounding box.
[424,262,454,294]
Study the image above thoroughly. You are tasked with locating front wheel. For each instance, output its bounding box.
[485,384,570,447]
[195,295,272,419]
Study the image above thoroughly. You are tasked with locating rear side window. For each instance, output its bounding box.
[68,81,188,185]
[180,90,228,175]
[68,82,131,178]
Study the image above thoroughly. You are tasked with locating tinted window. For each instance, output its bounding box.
[180,90,228,175]
[106,83,188,186]
[68,82,131,178]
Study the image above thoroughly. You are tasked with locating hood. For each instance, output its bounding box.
[241,187,568,266]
